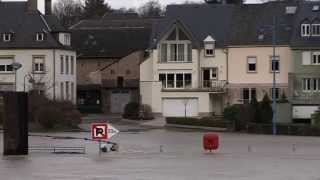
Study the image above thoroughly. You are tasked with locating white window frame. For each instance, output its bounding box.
[36,33,44,41]
[161,26,191,63]
[270,56,280,73]
[64,34,71,46]
[302,78,320,92]
[65,55,69,75]
[3,33,11,42]
[247,56,257,73]
[159,72,192,89]
[204,42,215,57]
[312,24,320,36]
[302,78,312,92]
[241,88,256,103]
[312,52,320,65]
[0,56,14,73]
[33,56,45,73]
[71,56,74,75]
[301,23,311,37]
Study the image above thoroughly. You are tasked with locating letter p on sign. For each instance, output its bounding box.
[92,123,108,140]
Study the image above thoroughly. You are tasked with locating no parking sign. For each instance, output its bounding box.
[91,123,119,140]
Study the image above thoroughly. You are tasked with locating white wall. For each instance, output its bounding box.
[0,49,76,103]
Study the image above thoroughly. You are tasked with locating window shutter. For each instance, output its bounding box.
[302,51,311,65]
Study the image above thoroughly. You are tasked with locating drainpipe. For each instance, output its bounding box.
[53,49,56,100]
[198,48,201,88]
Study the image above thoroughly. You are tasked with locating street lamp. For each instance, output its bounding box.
[10,62,22,92]
[259,16,279,135]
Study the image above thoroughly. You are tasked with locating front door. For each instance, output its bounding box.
[203,69,210,88]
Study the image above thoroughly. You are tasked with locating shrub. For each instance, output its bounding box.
[278,92,289,103]
[223,105,239,121]
[123,102,140,119]
[140,104,154,120]
[166,117,231,128]
[250,97,261,123]
[35,104,64,130]
[312,109,320,127]
[260,94,273,124]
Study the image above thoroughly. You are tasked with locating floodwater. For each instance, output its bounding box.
[1,127,320,180]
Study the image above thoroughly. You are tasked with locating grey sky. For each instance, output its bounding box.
[3,0,261,13]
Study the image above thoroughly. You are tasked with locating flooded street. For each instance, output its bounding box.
[1,126,320,180]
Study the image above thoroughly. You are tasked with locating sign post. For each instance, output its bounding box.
[91,123,119,154]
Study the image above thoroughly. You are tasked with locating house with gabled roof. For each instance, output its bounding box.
[140,4,234,117]
[71,13,156,113]
[0,0,76,103]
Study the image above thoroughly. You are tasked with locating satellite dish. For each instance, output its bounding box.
[10,62,22,70]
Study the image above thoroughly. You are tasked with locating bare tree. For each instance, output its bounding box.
[138,0,165,17]
[53,0,83,28]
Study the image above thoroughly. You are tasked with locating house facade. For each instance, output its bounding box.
[0,0,76,103]
[71,13,154,113]
[140,5,233,117]
[289,3,320,122]
[141,1,320,121]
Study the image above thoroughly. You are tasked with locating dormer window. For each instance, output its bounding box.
[36,33,44,41]
[312,23,320,36]
[3,33,11,42]
[301,23,311,37]
[204,35,215,57]
[64,34,71,46]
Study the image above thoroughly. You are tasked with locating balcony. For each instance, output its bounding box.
[162,80,227,93]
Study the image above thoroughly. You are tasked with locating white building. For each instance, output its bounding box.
[0,0,76,103]
[140,5,234,117]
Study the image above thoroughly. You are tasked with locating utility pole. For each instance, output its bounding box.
[272,16,277,135]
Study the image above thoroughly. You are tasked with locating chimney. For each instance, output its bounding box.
[27,0,38,13]
[45,0,52,15]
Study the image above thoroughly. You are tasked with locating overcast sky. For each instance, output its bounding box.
[3,0,261,13]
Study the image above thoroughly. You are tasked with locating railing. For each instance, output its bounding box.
[161,80,227,92]
[29,146,86,154]
[202,80,227,92]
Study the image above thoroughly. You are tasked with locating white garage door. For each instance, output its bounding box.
[162,98,199,117]
[293,106,319,119]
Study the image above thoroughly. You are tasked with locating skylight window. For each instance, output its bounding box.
[3,33,11,42]
[36,33,44,41]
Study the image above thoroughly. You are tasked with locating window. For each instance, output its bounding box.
[241,88,256,104]
[270,88,281,100]
[60,55,64,74]
[33,57,45,73]
[60,82,64,100]
[247,57,257,72]
[65,55,69,74]
[211,68,218,79]
[312,52,320,64]
[36,33,44,41]
[64,34,71,45]
[270,56,280,72]
[159,73,192,89]
[312,24,320,36]
[303,78,311,91]
[160,26,191,63]
[301,24,311,37]
[71,82,74,102]
[0,57,14,73]
[3,33,11,42]
[66,81,69,100]
[70,56,74,75]
[117,76,124,88]
[303,78,320,91]
[204,43,215,56]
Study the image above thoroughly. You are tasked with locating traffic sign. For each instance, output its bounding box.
[91,123,119,140]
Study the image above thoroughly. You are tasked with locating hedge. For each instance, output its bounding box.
[166,117,232,128]
[247,123,320,136]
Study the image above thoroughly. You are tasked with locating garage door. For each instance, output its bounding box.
[293,106,319,119]
[162,98,199,117]
[110,90,131,113]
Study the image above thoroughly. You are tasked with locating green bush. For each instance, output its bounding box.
[223,105,239,121]
[312,109,320,127]
[123,102,140,119]
[260,94,273,124]
[35,104,64,130]
[166,117,231,128]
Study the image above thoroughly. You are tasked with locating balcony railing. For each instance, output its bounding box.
[162,80,227,92]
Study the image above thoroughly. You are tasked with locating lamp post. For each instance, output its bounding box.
[10,62,22,92]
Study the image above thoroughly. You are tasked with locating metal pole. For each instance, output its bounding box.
[272,16,277,135]
[23,74,26,92]
[14,69,17,92]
